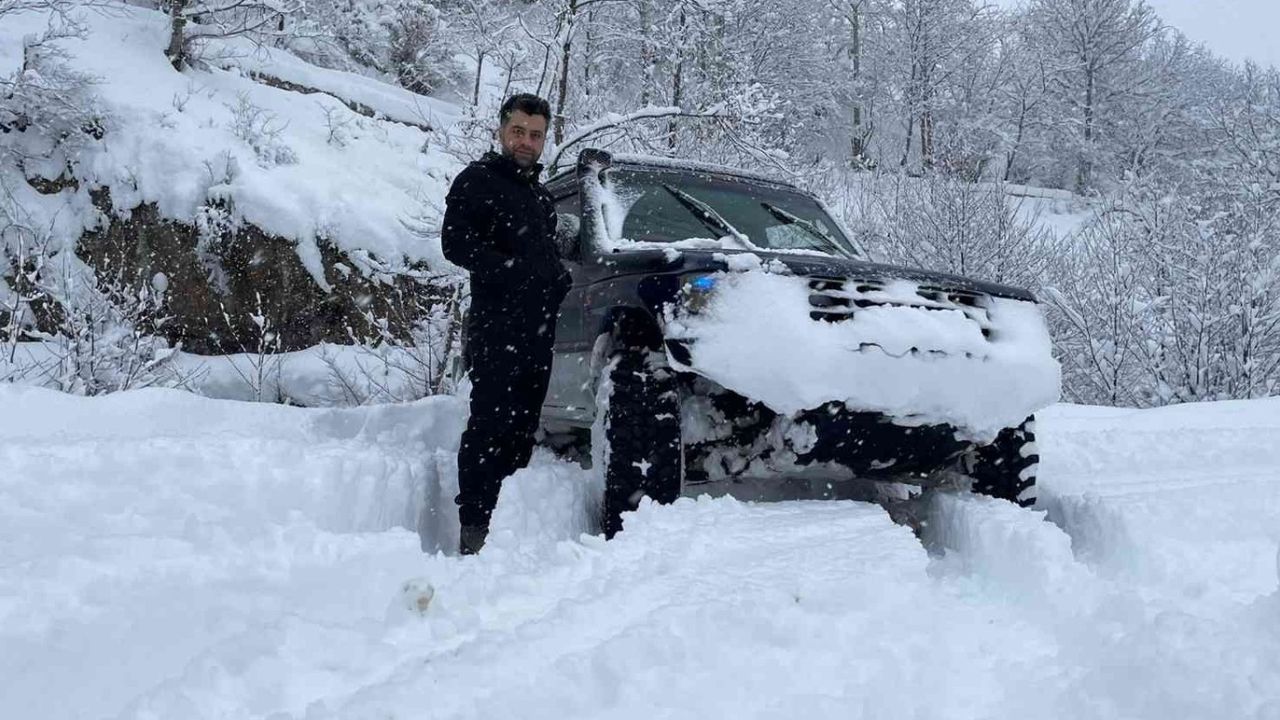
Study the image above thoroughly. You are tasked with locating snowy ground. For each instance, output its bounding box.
[1,388,1278,720]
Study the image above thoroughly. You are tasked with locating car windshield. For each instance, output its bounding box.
[604,169,860,258]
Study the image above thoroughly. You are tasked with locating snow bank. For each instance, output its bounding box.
[0,384,469,576]
[1037,398,1280,605]
[0,384,477,720]
[664,269,1061,439]
[927,485,1279,720]
[485,450,603,554]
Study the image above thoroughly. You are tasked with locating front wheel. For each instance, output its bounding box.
[595,349,684,538]
[964,415,1039,508]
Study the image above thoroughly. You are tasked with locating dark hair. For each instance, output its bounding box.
[499,93,551,127]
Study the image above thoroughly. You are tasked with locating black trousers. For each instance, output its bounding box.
[455,312,556,529]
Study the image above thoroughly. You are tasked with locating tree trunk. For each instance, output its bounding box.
[920,109,934,169]
[167,0,189,71]
[1077,66,1096,193]
[1005,99,1028,182]
[639,4,654,106]
[668,8,687,150]
[901,113,915,167]
[472,51,485,107]
[848,2,866,161]
[553,0,579,146]
[583,8,595,99]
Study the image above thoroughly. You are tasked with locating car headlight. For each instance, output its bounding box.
[682,273,719,314]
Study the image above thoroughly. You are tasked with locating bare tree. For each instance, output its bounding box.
[1027,0,1161,192]
[448,0,518,107]
[166,0,306,70]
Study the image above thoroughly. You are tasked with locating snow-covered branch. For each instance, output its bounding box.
[548,104,728,170]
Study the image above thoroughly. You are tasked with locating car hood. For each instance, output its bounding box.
[599,247,1037,303]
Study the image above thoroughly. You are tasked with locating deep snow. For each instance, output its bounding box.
[1,387,1277,720]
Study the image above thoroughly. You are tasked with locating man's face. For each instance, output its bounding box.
[497,109,548,168]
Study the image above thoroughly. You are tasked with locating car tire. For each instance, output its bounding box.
[965,415,1039,508]
[597,348,684,538]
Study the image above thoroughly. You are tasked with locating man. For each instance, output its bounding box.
[441,94,571,556]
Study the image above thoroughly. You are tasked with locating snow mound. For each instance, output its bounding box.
[486,450,604,554]
[665,270,1061,439]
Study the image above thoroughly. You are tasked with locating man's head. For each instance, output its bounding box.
[497,94,551,169]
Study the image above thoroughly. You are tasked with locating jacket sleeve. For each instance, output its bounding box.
[441,170,514,276]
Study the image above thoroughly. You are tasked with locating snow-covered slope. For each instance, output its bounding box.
[1,6,463,283]
[1,388,1277,719]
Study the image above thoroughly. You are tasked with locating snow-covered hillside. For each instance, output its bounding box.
[1,387,1276,719]
[1,5,462,281]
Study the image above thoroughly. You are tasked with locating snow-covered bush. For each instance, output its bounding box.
[323,276,466,405]
[227,93,298,166]
[1,237,194,394]
[844,173,1057,290]
[384,0,453,94]
[274,0,462,94]
[1043,177,1280,406]
[0,5,102,179]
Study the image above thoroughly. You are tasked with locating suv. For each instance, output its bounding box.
[540,149,1061,537]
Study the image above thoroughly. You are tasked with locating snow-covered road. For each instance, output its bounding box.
[1,387,1277,719]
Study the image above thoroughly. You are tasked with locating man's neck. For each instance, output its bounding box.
[487,150,542,182]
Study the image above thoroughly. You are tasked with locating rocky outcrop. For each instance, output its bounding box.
[73,187,452,354]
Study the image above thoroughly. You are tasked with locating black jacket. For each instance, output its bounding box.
[441,151,571,324]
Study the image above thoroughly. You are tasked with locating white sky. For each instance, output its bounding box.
[1145,0,1280,68]
[997,0,1280,69]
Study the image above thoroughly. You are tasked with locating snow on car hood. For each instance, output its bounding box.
[662,269,1061,441]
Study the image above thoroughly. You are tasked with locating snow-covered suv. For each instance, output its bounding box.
[541,149,1061,537]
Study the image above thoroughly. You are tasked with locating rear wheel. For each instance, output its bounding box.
[965,416,1039,507]
[596,348,683,538]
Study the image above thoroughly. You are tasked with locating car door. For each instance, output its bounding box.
[543,190,596,423]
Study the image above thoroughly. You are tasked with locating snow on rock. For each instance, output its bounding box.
[0,6,461,283]
[211,36,463,132]
[664,270,1061,440]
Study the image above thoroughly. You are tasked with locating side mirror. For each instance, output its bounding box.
[555,213,582,261]
[578,148,613,173]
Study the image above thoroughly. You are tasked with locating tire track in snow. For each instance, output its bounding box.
[319,495,1062,720]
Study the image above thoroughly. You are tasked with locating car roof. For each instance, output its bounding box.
[545,151,803,195]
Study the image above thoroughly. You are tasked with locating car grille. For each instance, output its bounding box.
[807,277,994,339]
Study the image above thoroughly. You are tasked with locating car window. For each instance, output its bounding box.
[605,170,858,257]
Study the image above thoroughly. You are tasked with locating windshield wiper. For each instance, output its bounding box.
[759,201,849,255]
[661,184,757,250]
